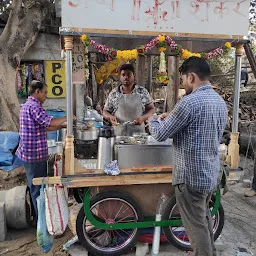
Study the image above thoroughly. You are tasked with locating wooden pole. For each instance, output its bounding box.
[244,43,256,80]
[64,36,75,175]
[136,55,146,86]
[90,53,98,104]
[226,43,244,169]
[98,83,105,109]
[166,56,179,112]
[173,56,179,104]
[146,56,153,93]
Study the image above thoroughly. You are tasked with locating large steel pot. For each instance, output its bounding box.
[48,141,64,155]
[74,127,98,141]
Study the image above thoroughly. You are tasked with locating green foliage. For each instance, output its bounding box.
[207,51,235,90]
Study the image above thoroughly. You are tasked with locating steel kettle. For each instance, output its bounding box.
[97,126,115,169]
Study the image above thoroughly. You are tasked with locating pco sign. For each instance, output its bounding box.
[45,60,66,98]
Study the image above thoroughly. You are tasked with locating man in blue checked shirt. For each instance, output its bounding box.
[149,57,227,256]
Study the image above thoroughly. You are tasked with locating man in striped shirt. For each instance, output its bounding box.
[149,57,227,256]
[17,80,71,219]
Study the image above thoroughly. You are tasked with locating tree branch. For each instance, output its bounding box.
[0,0,51,66]
[0,0,24,46]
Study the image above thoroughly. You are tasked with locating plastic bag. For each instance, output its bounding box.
[45,184,69,236]
[104,160,120,175]
[37,184,54,253]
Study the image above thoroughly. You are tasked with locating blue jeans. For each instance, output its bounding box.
[23,161,47,218]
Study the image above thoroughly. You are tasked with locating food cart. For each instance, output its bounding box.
[33,1,250,255]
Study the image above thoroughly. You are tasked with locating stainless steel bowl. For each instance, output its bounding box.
[74,128,98,141]
[115,136,136,144]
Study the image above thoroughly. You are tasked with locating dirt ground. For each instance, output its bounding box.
[0,228,73,256]
[0,156,255,256]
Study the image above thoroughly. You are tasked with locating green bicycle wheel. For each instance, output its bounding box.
[76,191,144,256]
[162,194,224,251]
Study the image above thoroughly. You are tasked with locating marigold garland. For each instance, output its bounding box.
[81,35,90,80]
[156,72,169,84]
[84,46,89,80]
[157,35,167,52]
[156,36,169,84]
[81,34,232,84]
[81,33,231,60]
[224,42,232,49]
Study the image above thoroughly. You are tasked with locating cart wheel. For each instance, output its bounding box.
[76,191,144,256]
[162,194,224,251]
[73,188,85,203]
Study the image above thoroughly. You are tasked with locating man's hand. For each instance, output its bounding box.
[133,116,145,125]
[60,123,67,129]
[109,115,118,126]
[159,112,169,120]
[73,115,77,121]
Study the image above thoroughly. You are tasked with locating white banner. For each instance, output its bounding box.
[61,0,250,39]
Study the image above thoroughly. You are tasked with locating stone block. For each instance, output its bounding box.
[135,242,149,256]
[0,202,7,242]
[0,191,6,202]
[242,179,252,188]
[228,169,244,182]
[215,238,226,252]
[67,244,88,256]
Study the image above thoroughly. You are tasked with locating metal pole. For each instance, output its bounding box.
[226,44,244,169]
[232,56,242,133]
[66,49,73,136]
[64,36,74,136]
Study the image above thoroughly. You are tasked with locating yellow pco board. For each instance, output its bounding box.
[44,60,66,98]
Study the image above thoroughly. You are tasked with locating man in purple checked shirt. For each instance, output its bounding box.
[17,80,76,220]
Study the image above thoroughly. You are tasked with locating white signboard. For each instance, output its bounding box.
[72,40,85,84]
[61,0,250,39]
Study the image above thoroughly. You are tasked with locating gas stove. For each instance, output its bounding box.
[74,139,98,159]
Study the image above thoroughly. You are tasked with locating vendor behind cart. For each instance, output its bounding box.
[103,64,155,136]
[16,80,76,220]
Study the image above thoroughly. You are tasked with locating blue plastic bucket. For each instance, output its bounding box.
[46,109,66,141]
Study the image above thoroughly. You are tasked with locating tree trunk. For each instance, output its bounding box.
[0,0,51,131]
[0,54,20,131]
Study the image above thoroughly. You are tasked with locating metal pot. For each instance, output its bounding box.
[48,141,63,155]
[61,128,67,144]
[74,128,98,141]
